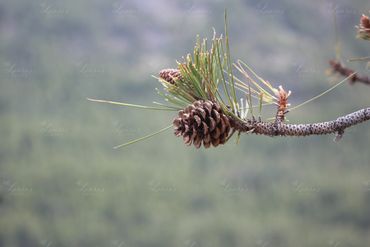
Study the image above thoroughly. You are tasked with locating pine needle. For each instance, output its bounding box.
[224,10,237,105]
[87,98,177,111]
[113,125,173,149]
[235,60,277,101]
[347,56,370,62]
[333,7,342,60]
[152,101,182,110]
[289,72,356,111]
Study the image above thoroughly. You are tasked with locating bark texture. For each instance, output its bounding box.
[234,108,370,138]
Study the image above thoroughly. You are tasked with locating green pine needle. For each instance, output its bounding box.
[87,98,177,111]
[289,72,356,112]
[113,125,173,149]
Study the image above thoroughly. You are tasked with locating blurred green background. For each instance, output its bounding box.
[1,0,370,246]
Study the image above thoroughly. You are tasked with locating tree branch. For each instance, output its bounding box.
[234,108,370,139]
[329,60,370,86]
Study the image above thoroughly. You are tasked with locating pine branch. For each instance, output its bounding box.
[89,11,370,149]
[234,108,370,140]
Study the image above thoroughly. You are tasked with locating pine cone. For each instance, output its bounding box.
[159,69,182,84]
[357,14,370,40]
[173,100,233,148]
[360,14,370,29]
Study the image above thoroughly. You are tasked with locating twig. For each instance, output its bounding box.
[234,108,370,140]
[329,60,370,85]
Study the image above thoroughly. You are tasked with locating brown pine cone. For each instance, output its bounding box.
[159,69,182,85]
[358,14,370,40]
[361,14,370,28]
[173,100,233,148]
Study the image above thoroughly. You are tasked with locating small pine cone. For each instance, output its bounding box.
[358,14,370,40]
[159,69,182,84]
[173,100,233,148]
[361,14,370,29]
